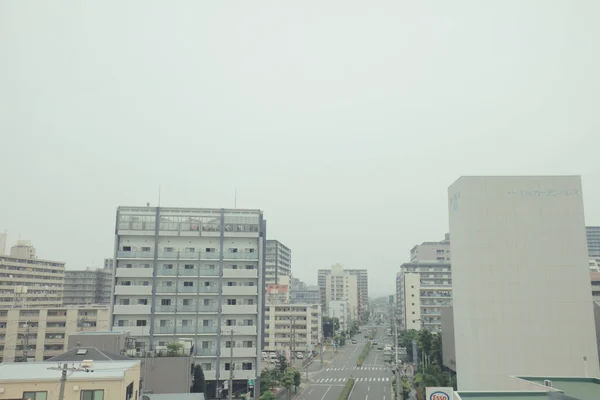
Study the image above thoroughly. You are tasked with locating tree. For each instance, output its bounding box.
[260,391,276,400]
[281,368,295,400]
[293,369,301,393]
[166,342,183,356]
[276,353,288,376]
[191,364,206,393]
[260,369,275,395]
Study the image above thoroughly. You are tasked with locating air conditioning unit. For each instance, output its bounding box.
[544,380,553,388]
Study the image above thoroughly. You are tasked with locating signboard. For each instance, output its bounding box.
[425,387,453,400]
[248,378,255,387]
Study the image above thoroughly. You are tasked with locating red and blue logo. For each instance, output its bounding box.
[429,391,451,400]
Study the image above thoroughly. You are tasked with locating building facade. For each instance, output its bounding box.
[410,234,451,262]
[265,240,291,285]
[263,304,321,354]
[111,206,266,396]
[0,305,110,362]
[318,265,367,319]
[266,284,289,305]
[449,176,599,390]
[587,226,600,263]
[324,264,358,321]
[0,241,65,308]
[290,285,321,305]
[328,300,350,332]
[63,268,112,305]
[396,262,452,332]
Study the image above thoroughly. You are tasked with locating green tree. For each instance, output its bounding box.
[276,353,288,376]
[260,369,275,395]
[401,376,411,399]
[191,364,206,393]
[419,329,433,357]
[293,369,301,393]
[260,390,276,400]
[281,368,295,400]
[166,342,183,356]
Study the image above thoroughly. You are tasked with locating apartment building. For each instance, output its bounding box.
[318,265,367,318]
[396,262,452,332]
[587,226,600,263]
[63,268,112,305]
[0,305,110,362]
[265,240,291,285]
[0,359,140,400]
[266,284,289,305]
[0,240,65,308]
[290,285,321,305]
[410,233,451,262]
[328,300,350,332]
[112,206,265,397]
[104,257,115,271]
[449,176,599,390]
[322,264,358,321]
[263,303,321,354]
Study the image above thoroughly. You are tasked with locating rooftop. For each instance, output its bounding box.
[456,377,600,400]
[0,360,140,382]
[47,347,131,362]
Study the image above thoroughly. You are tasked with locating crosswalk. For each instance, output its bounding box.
[314,377,390,383]
[325,367,388,372]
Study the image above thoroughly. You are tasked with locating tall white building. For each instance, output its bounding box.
[324,264,358,322]
[263,303,321,355]
[318,266,368,318]
[265,240,291,285]
[410,234,451,262]
[328,300,350,332]
[396,262,452,332]
[448,176,599,390]
[111,206,266,396]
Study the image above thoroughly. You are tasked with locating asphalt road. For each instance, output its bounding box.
[296,325,394,400]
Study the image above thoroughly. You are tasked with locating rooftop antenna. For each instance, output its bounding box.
[234,188,237,209]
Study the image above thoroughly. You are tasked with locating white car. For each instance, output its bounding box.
[261,351,268,360]
[296,352,304,359]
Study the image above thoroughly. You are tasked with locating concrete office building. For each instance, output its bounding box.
[263,304,321,355]
[265,240,291,285]
[112,206,266,396]
[396,262,452,332]
[328,300,350,332]
[318,265,368,318]
[410,234,451,262]
[290,285,321,305]
[104,257,115,271]
[266,284,289,305]
[0,305,110,362]
[0,241,65,308]
[448,176,599,390]
[587,226,600,263]
[63,268,112,305]
[0,233,6,256]
[323,264,358,321]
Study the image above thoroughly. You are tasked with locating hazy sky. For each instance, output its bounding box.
[1,1,599,296]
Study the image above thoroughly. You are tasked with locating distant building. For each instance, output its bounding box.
[323,264,358,321]
[396,262,452,332]
[266,284,289,305]
[449,175,599,390]
[104,257,115,271]
[63,267,112,305]
[265,240,291,285]
[290,285,321,305]
[0,233,6,255]
[587,226,600,263]
[0,305,110,362]
[410,234,450,262]
[0,240,65,308]
[264,303,321,354]
[318,264,367,319]
[0,359,141,400]
[328,300,350,332]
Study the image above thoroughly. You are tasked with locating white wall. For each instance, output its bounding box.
[449,176,600,390]
[403,273,421,330]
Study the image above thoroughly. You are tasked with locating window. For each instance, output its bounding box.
[136,320,147,327]
[186,247,195,252]
[184,281,194,287]
[227,299,237,305]
[163,264,174,269]
[182,319,192,326]
[160,320,168,327]
[227,282,236,286]
[138,299,148,305]
[225,362,232,370]
[141,247,151,251]
[183,299,191,306]
[242,362,253,370]
[162,281,173,287]
[184,264,194,269]
[226,319,235,326]
[244,319,254,326]
[119,299,130,305]
[202,362,212,371]
[243,341,253,348]
[161,299,171,306]
[122,246,131,251]
[81,390,104,400]
[245,265,254,269]
[23,392,47,400]
[203,299,211,306]
[164,247,174,252]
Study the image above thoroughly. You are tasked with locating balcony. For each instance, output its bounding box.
[198,286,219,294]
[195,348,217,356]
[177,305,218,313]
[157,269,178,277]
[114,285,152,295]
[198,268,219,277]
[117,251,154,259]
[222,252,258,261]
[197,326,218,334]
[116,268,153,278]
[222,286,257,296]
[157,252,179,259]
[222,269,257,278]
[116,326,149,336]
[222,347,256,358]
[178,269,199,276]
[156,286,177,294]
[176,326,198,334]
[155,305,176,313]
[154,326,176,334]
[113,305,151,315]
[225,325,256,336]
[222,305,257,315]
[231,370,257,380]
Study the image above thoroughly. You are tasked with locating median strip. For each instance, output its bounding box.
[337,377,355,400]
[356,342,371,367]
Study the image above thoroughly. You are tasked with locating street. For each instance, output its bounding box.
[296,326,394,400]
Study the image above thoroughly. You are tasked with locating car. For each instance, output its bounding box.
[296,352,304,359]
[351,340,357,344]
[261,351,268,360]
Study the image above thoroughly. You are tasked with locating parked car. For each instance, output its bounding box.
[296,352,304,359]
[261,351,268,360]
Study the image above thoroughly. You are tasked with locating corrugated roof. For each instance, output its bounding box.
[47,347,131,361]
[0,360,140,382]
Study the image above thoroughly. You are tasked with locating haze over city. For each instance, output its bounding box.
[2,1,600,297]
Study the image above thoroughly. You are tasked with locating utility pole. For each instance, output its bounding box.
[58,363,68,400]
[228,329,234,400]
[48,361,94,400]
[394,320,402,400]
[22,321,29,362]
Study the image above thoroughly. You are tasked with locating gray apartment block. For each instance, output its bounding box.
[63,268,112,305]
[587,226,600,263]
[289,285,321,304]
[265,240,291,285]
[410,233,451,262]
[318,268,368,317]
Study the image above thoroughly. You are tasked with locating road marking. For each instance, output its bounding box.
[320,386,331,400]
[368,386,370,392]
[366,396,369,400]
[308,389,313,395]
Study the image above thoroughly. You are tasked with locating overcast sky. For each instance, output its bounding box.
[1,1,599,297]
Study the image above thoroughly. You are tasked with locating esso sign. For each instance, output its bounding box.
[430,392,451,400]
